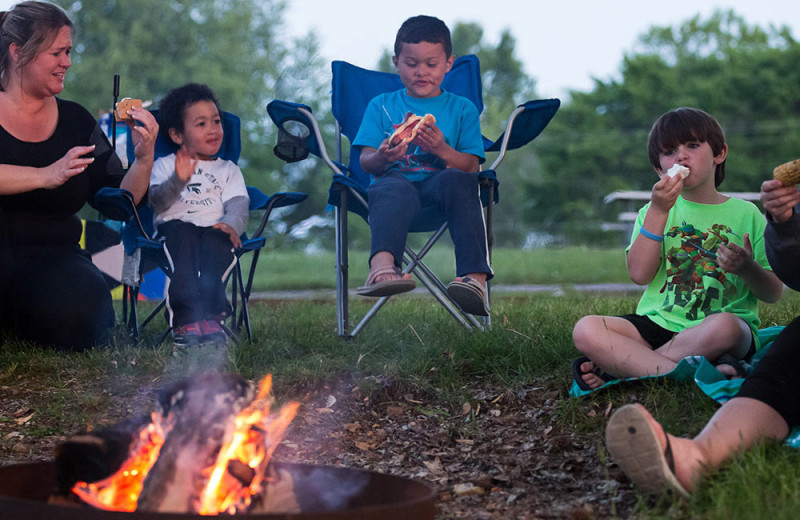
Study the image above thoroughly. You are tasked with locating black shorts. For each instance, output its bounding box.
[618,314,677,349]
[738,315,800,430]
[619,313,756,359]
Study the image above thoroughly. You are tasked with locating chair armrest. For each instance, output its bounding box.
[486,98,560,170]
[93,187,136,222]
[247,186,308,239]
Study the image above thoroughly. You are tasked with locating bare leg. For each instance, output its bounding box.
[573,316,679,388]
[607,398,789,494]
[655,313,751,364]
[574,313,751,389]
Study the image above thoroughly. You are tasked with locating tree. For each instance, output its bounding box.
[55,0,329,239]
[529,10,800,244]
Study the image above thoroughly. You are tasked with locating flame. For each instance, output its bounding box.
[72,415,165,512]
[72,375,298,515]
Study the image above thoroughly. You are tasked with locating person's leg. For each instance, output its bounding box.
[607,398,788,495]
[654,312,752,364]
[6,247,114,351]
[197,227,235,320]
[159,220,203,328]
[573,315,679,388]
[607,317,800,494]
[362,171,420,288]
[417,169,491,281]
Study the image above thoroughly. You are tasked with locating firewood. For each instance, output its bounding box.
[135,372,255,513]
[54,415,152,495]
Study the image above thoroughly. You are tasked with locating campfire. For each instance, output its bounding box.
[0,371,436,519]
[59,372,299,515]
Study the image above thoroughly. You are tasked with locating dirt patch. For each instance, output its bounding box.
[0,374,640,519]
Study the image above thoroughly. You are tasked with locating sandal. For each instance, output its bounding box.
[356,265,416,297]
[605,403,690,498]
[446,276,489,316]
[713,353,751,379]
[572,356,617,391]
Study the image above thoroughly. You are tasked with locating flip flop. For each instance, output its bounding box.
[446,276,489,316]
[356,265,416,297]
[605,403,690,498]
[571,356,617,391]
[713,354,750,379]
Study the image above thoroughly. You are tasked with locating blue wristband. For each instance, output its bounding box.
[639,227,664,242]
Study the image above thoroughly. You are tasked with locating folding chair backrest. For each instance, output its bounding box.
[150,109,242,164]
[118,110,243,247]
[331,54,485,190]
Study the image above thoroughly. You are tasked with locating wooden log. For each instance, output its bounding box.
[135,372,255,513]
[54,415,152,495]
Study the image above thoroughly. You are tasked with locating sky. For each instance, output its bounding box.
[2,0,799,99]
[281,0,800,99]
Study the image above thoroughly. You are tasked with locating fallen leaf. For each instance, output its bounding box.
[325,395,337,408]
[343,423,362,433]
[453,483,485,496]
[386,405,404,417]
[15,412,35,425]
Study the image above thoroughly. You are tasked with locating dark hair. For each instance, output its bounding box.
[0,1,73,91]
[647,107,727,187]
[394,15,451,58]
[158,82,221,145]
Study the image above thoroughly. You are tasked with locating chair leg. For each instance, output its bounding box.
[482,182,495,329]
[235,262,253,342]
[125,284,140,341]
[335,192,350,337]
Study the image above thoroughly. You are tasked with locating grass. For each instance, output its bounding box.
[2,252,800,518]
[242,246,631,291]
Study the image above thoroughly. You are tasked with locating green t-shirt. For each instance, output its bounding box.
[628,196,771,348]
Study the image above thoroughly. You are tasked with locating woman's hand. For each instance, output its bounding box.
[213,222,242,248]
[761,179,800,224]
[127,106,158,163]
[42,145,96,189]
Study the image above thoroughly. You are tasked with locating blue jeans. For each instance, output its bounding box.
[366,169,492,280]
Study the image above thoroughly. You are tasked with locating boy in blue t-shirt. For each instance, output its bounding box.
[352,15,492,316]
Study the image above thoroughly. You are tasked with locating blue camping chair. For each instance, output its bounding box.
[267,55,559,338]
[95,110,307,343]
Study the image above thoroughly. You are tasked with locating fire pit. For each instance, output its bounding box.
[0,461,436,519]
[0,372,435,518]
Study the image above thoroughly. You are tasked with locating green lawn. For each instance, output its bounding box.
[243,246,631,291]
[2,252,800,518]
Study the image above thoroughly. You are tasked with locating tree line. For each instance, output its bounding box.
[57,1,800,248]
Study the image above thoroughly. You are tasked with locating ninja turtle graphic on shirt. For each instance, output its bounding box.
[661,221,738,321]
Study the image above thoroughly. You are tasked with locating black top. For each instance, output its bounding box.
[0,98,124,247]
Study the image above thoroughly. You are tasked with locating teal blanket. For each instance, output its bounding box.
[569,326,800,448]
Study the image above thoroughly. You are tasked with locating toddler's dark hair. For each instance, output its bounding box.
[158,82,221,145]
[394,15,451,58]
[647,107,727,187]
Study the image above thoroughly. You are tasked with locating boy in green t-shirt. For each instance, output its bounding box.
[572,107,783,390]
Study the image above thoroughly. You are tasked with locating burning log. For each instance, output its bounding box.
[56,371,299,515]
[136,372,255,513]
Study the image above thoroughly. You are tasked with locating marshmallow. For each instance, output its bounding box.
[666,164,690,179]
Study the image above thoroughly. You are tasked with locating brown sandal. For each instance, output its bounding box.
[356,266,416,297]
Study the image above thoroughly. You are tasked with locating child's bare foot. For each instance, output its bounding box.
[606,403,706,496]
[572,356,616,390]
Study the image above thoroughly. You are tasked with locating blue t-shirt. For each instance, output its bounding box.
[352,89,485,181]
